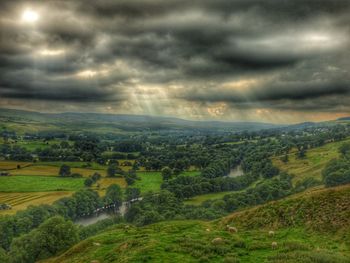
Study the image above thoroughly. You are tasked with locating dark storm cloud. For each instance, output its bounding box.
[0,0,349,116]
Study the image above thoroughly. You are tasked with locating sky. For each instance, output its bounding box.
[0,0,349,124]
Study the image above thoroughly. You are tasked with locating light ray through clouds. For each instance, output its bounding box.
[0,0,349,123]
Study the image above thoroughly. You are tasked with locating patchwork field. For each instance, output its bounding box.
[0,161,32,170]
[0,191,72,215]
[0,176,85,192]
[9,165,107,177]
[272,138,350,184]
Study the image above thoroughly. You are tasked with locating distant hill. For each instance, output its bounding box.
[0,108,281,133]
[338,117,350,121]
[44,184,350,263]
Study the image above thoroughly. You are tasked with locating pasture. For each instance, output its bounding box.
[184,191,234,206]
[9,165,107,177]
[0,191,72,215]
[272,138,350,184]
[0,176,85,192]
[134,172,163,193]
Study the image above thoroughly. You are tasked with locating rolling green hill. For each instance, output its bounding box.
[272,138,350,184]
[0,108,280,133]
[44,184,350,263]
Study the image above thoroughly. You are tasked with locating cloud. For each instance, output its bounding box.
[0,0,349,122]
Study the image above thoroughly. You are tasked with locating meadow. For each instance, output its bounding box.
[0,191,72,214]
[45,184,350,263]
[0,176,85,192]
[184,191,235,205]
[272,138,350,184]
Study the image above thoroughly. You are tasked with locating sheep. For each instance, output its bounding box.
[93,242,101,246]
[228,226,238,233]
[271,241,278,249]
[91,260,100,263]
[226,225,238,233]
[268,230,275,237]
[211,237,224,245]
[206,228,211,232]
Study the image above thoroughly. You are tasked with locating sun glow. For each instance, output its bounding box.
[76,70,97,78]
[39,49,65,56]
[21,9,39,23]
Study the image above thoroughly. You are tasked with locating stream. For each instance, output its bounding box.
[75,198,142,226]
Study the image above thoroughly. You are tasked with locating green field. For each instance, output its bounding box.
[273,138,350,184]
[45,184,350,263]
[184,191,234,205]
[0,176,85,192]
[134,172,163,193]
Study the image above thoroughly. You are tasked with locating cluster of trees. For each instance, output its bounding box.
[0,190,101,251]
[201,157,237,178]
[106,164,139,185]
[0,185,126,262]
[126,174,294,226]
[84,172,102,187]
[8,216,79,263]
[161,174,256,198]
[322,143,350,187]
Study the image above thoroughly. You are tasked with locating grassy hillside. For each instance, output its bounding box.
[272,138,350,184]
[44,184,350,263]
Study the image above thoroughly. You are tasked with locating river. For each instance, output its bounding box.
[75,211,113,226]
[75,200,139,226]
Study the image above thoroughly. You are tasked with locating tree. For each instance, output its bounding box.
[107,164,116,177]
[104,184,123,207]
[9,216,78,263]
[59,164,71,177]
[91,172,101,182]
[84,178,94,187]
[339,143,350,158]
[161,167,173,181]
[125,188,141,201]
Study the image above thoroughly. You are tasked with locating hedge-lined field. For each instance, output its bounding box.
[0,176,85,192]
[272,138,350,184]
[0,191,73,214]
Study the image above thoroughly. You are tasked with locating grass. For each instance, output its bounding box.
[0,176,85,192]
[272,138,350,184]
[0,161,32,170]
[0,191,73,215]
[184,191,234,205]
[95,177,127,196]
[34,161,107,170]
[134,172,163,193]
[7,165,106,177]
[44,184,350,263]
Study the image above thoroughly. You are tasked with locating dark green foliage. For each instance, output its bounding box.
[84,172,102,187]
[125,187,141,201]
[84,177,94,187]
[9,216,78,263]
[323,159,350,187]
[107,164,124,177]
[295,177,321,192]
[125,169,138,186]
[161,167,173,180]
[59,164,71,177]
[104,184,123,207]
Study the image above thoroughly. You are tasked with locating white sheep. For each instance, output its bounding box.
[211,237,224,245]
[271,241,278,249]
